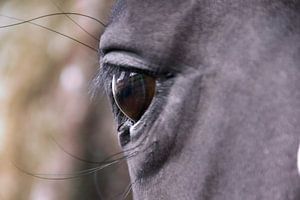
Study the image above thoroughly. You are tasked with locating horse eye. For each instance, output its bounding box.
[112,71,156,122]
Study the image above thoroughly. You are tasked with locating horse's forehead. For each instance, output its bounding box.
[101,0,214,69]
[111,0,197,22]
[100,1,292,70]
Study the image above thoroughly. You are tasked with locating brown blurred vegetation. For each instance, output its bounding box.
[0,0,132,199]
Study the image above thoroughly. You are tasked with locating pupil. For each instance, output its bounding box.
[112,71,155,122]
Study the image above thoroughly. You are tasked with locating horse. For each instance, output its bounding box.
[97,0,300,199]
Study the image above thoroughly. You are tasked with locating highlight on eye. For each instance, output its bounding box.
[112,71,156,122]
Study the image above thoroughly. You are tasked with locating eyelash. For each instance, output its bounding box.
[105,63,161,79]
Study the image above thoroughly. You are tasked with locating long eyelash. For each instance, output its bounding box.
[91,62,166,125]
[105,63,162,77]
[89,63,119,101]
[91,62,174,99]
[91,63,158,96]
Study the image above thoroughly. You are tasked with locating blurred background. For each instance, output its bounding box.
[0,0,132,199]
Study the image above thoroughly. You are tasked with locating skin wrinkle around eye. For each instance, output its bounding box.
[126,68,209,180]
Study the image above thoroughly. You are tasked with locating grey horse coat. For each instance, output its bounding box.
[99,1,300,199]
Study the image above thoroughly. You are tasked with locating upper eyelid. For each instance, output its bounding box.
[105,64,159,78]
[102,51,159,74]
[101,51,176,79]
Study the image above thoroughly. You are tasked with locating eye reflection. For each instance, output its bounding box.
[112,71,156,122]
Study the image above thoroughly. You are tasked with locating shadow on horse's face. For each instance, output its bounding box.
[99,1,300,199]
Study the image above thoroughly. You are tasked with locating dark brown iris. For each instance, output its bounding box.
[112,71,156,122]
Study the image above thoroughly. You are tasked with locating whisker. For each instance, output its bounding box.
[0,12,106,28]
[94,170,105,200]
[12,134,154,181]
[50,126,151,165]
[108,178,138,200]
[0,13,105,51]
[120,180,136,200]
[11,153,133,180]
[50,135,102,164]
[49,0,100,42]
[49,135,137,165]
